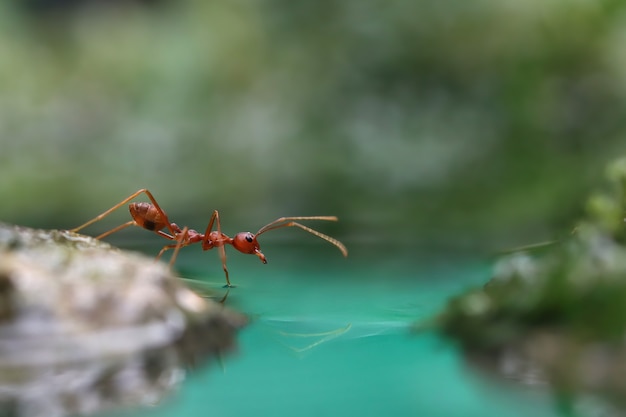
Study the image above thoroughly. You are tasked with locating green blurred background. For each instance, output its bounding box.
[4,2,626,416]
[2,0,626,249]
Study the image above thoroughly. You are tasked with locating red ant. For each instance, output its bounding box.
[71,189,348,287]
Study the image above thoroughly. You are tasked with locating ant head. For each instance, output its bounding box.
[232,232,267,264]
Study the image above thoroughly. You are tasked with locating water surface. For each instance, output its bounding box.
[111,243,561,417]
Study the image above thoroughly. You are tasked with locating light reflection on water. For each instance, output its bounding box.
[109,244,562,417]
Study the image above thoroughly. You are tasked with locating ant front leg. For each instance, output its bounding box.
[202,210,233,288]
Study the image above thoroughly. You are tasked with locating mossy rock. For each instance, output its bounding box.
[434,158,626,413]
[0,223,246,417]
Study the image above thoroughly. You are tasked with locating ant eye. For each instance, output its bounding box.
[245,233,254,243]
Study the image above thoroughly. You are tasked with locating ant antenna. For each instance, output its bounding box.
[255,216,348,257]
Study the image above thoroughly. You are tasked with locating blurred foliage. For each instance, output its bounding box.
[1,0,626,247]
[438,157,626,344]
[435,157,626,406]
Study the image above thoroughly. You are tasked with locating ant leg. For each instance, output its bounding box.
[201,210,219,240]
[72,189,152,233]
[71,188,179,236]
[215,211,234,288]
[219,246,232,288]
[96,221,136,239]
[156,245,178,261]
[201,210,233,288]
[156,230,176,240]
[168,227,189,269]
[155,227,188,264]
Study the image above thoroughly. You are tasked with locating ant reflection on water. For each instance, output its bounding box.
[71,189,348,287]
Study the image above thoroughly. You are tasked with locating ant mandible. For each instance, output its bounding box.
[70,189,348,287]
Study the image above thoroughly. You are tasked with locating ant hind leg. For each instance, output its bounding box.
[155,227,189,269]
[96,221,136,240]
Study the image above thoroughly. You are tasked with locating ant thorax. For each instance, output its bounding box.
[184,229,204,244]
[204,230,231,247]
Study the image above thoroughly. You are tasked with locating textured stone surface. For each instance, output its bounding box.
[0,223,246,417]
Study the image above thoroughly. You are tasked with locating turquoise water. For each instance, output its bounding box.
[113,244,562,417]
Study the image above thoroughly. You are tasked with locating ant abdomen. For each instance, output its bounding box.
[129,202,168,232]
